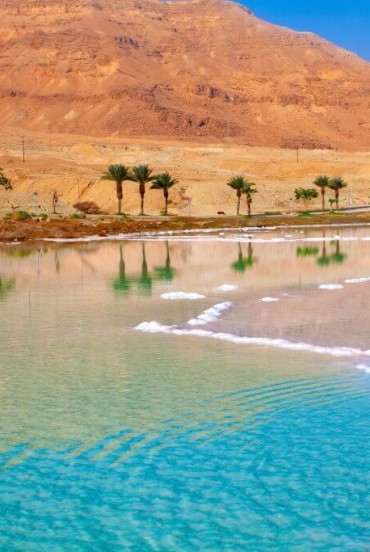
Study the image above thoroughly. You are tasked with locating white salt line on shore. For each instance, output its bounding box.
[259,297,279,303]
[161,292,206,300]
[41,229,370,245]
[135,322,370,359]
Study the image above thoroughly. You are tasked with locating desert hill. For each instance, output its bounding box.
[1,0,370,149]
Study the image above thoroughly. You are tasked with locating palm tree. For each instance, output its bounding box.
[329,177,347,210]
[0,168,12,190]
[314,175,330,212]
[101,164,131,214]
[243,182,257,217]
[227,176,248,216]
[131,165,155,215]
[150,172,179,215]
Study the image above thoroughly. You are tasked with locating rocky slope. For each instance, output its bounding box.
[1,0,370,149]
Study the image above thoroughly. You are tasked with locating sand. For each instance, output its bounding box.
[1,129,369,218]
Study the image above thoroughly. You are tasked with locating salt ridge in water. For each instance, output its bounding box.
[355,364,370,374]
[345,277,370,284]
[260,297,279,303]
[318,284,344,291]
[217,284,239,292]
[187,302,232,326]
[161,292,206,300]
[135,321,370,360]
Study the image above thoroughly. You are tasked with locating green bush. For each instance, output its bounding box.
[15,211,32,221]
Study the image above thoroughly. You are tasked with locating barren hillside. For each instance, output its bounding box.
[1,0,370,149]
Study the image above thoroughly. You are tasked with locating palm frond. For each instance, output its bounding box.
[101,164,131,182]
[130,164,154,184]
[329,177,347,190]
[151,172,178,189]
[314,175,330,188]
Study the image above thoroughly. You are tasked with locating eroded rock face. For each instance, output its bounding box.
[1,0,370,148]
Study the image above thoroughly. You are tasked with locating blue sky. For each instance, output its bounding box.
[242,0,370,61]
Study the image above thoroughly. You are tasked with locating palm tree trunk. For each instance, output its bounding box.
[321,188,325,212]
[164,189,168,215]
[336,191,339,210]
[116,181,123,214]
[237,192,241,216]
[140,183,145,215]
[247,198,251,217]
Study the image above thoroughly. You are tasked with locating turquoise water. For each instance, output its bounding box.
[1,227,370,550]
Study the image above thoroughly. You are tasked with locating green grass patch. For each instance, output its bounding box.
[70,213,86,220]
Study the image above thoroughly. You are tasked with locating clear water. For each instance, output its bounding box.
[1,226,369,551]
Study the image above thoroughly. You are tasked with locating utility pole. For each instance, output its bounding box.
[188,198,192,217]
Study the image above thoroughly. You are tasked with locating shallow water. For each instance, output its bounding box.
[1,227,370,550]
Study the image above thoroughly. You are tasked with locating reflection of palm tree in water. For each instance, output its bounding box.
[137,242,152,294]
[316,232,330,267]
[0,275,15,300]
[331,240,347,264]
[54,251,60,274]
[231,242,256,273]
[113,242,177,296]
[316,232,348,267]
[155,241,176,282]
[112,245,130,293]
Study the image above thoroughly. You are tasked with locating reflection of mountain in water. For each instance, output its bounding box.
[112,241,175,296]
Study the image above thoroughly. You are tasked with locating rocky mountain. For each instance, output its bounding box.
[1,0,370,149]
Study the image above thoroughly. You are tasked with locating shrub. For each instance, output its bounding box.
[0,169,12,190]
[15,211,32,221]
[73,201,101,214]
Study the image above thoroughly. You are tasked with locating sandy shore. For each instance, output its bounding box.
[2,213,370,242]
